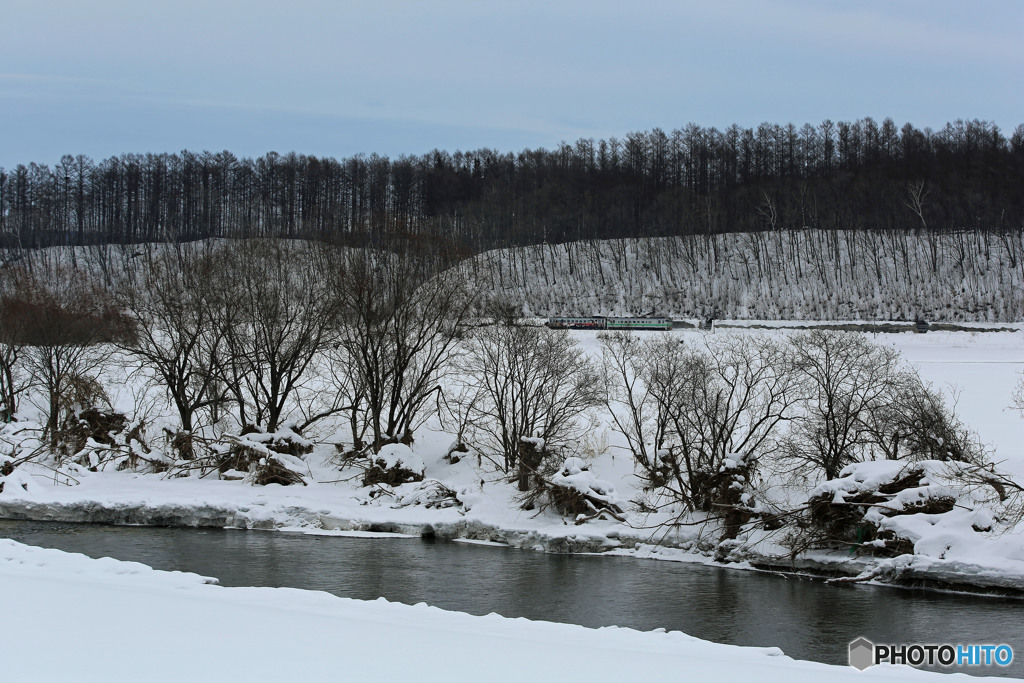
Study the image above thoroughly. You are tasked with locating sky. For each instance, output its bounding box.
[0,0,1021,168]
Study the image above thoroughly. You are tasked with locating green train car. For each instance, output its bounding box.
[546,316,673,331]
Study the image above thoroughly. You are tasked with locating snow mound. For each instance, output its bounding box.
[377,444,424,475]
[806,459,1024,575]
[549,457,626,519]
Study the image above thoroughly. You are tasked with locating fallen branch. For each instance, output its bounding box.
[573,506,626,525]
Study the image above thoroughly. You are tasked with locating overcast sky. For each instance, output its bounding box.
[1,0,1021,168]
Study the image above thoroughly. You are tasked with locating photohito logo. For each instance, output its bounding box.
[848,637,1014,671]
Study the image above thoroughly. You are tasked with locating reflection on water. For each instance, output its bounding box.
[2,520,1021,677]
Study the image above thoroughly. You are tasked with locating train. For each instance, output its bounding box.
[545,316,673,331]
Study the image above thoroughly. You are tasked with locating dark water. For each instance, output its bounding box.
[3,520,1022,677]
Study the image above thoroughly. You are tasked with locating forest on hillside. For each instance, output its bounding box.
[1,118,1021,258]
[462,230,1024,321]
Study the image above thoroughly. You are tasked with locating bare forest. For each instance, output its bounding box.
[1,118,1020,260]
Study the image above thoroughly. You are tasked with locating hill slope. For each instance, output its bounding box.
[462,230,1024,321]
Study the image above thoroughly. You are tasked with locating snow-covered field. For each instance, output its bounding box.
[0,538,1007,682]
[887,330,1024,477]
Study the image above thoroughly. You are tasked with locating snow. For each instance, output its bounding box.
[2,240,1021,678]
[552,456,627,511]
[376,442,425,474]
[462,232,1024,322]
[807,459,1024,576]
[1,325,1023,592]
[520,435,546,450]
[0,538,996,682]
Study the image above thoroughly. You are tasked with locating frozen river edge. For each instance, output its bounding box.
[3,493,1023,597]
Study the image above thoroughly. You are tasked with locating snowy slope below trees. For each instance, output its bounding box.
[460,230,1024,321]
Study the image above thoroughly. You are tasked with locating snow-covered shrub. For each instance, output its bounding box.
[166,429,196,461]
[0,465,33,495]
[538,456,625,523]
[515,436,550,494]
[392,479,461,509]
[362,443,425,487]
[795,460,967,557]
[214,426,312,486]
[443,440,473,465]
[58,406,128,459]
[50,383,161,474]
[697,453,760,541]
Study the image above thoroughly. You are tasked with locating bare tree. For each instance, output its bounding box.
[601,331,798,516]
[0,283,30,422]
[320,340,371,455]
[904,180,929,230]
[0,339,25,423]
[598,331,671,477]
[331,251,475,452]
[459,323,600,491]
[1012,372,1024,419]
[115,243,231,438]
[0,261,129,445]
[756,192,778,231]
[218,239,340,432]
[862,375,984,464]
[658,334,799,511]
[784,330,904,479]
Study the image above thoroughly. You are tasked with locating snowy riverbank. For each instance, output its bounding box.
[2,459,1024,595]
[1,538,1008,682]
[2,326,1023,593]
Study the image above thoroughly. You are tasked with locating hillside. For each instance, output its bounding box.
[462,230,1024,322]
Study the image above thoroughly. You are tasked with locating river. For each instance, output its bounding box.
[2,520,1020,677]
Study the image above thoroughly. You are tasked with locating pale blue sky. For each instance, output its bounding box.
[1,0,1021,168]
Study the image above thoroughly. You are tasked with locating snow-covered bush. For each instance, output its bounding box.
[540,456,625,523]
[442,440,472,465]
[362,443,425,487]
[207,425,313,486]
[392,478,461,509]
[0,464,33,496]
[58,407,161,473]
[792,460,998,558]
